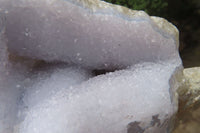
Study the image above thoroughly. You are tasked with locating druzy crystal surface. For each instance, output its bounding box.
[0,0,182,133]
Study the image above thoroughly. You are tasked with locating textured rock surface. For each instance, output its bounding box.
[179,67,200,108]
[0,0,183,133]
[1,0,179,69]
[173,67,200,133]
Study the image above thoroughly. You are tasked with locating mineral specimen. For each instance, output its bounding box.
[0,0,183,133]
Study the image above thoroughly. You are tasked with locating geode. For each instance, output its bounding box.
[0,0,183,133]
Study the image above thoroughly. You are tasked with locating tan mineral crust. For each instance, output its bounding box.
[174,67,200,133]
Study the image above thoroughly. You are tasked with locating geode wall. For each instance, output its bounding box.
[0,0,183,133]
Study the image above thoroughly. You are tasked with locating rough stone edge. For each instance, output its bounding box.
[178,67,200,109]
[150,16,179,49]
[168,65,184,132]
[72,0,179,48]
[173,67,200,133]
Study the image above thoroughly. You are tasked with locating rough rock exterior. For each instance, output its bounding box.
[173,67,200,133]
[0,0,183,133]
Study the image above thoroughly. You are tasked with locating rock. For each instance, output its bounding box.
[179,67,200,108]
[1,0,179,69]
[173,67,200,133]
[0,0,183,133]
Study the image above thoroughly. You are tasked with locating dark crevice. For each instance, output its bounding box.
[92,69,117,76]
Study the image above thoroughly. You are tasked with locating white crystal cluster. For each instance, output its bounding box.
[0,0,182,133]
